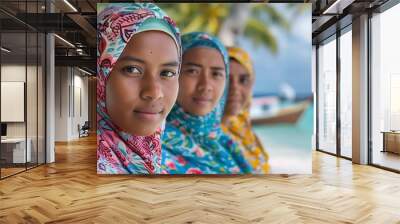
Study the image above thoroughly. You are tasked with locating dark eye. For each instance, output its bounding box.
[212,71,224,79]
[122,66,141,76]
[185,68,199,76]
[240,76,250,85]
[160,70,177,78]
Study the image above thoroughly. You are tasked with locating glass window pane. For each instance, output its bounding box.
[1,0,28,177]
[340,29,352,158]
[38,32,45,165]
[371,4,400,171]
[1,31,27,177]
[318,37,337,154]
[1,0,46,179]
[27,31,38,169]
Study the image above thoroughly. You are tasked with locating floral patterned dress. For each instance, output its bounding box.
[97,3,181,174]
[221,47,270,174]
[161,32,252,174]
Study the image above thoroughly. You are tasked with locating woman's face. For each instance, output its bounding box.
[224,59,254,116]
[177,47,226,116]
[106,31,179,136]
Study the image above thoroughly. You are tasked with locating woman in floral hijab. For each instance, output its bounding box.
[97,3,181,174]
[161,32,252,174]
[222,47,269,174]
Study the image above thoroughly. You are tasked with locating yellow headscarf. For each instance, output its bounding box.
[221,47,270,174]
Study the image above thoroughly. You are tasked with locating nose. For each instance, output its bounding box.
[140,73,163,101]
[229,76,240,96]
[196,70,212,93]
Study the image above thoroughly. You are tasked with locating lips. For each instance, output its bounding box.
[227,98,241,103]
[193,96,212,105]
[134,109,162,114]
[133,107,163,121]
[227,96,241,103]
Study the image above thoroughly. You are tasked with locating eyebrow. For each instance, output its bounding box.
[118,56,145,64]
[161,61,179,67]
[184,62,225,71]
[211,66,225,71]
[119,56,178,67]
[183,62,202,68]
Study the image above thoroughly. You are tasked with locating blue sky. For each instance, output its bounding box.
[238,4,312,97]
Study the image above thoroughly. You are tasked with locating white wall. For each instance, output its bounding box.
[1,65,41,138]
[1,65,26,81]
[1,65,26,139]
[72,72,89,138]
[1,64,46,164]
[54,67,89,141]
[55,66,69,141]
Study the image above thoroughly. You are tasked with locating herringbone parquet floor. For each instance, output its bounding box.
[0,135,399,224]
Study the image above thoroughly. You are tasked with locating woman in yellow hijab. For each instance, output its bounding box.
[221,47,270,174]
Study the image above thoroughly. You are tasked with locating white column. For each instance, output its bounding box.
[46,33,55,163]
[352,14,369,164]
[46,1,55,163]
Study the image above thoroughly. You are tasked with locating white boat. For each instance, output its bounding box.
[250,96,312,125]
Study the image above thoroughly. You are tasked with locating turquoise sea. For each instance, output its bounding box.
[252,104,313,174]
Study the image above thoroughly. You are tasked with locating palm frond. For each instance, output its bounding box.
[182,16,205,34]
[157,3,295,53]
[252,4,291,31]
[244,17,277,54]
[287,3,311,21]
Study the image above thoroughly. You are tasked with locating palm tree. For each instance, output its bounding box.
[158,3,306,54]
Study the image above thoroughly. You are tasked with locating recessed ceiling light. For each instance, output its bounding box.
[63,0,78,12]
[78,67,93,76]
[1,47,11,53]
[322,0,354,15]
[54,34,75,48]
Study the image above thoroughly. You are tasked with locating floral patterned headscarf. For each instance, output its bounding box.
[221,47,269,174]
[97,3,181,174]
[161,32,252,174]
